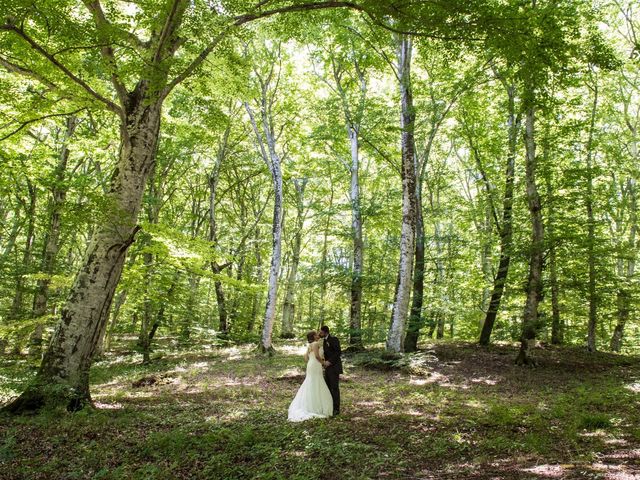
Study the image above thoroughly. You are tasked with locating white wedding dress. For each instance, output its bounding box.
[287,341,334,422]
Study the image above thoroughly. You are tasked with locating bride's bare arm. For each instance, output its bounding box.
[312,342,323,363]
[304,349,309,363]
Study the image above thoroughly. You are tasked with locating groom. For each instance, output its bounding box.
[319,325,342,415]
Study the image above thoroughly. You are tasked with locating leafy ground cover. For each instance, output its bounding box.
[1,340,639,479]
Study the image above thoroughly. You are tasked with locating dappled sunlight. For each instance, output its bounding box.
[522,464,567,478]
[602,448,640,460]
[216,345,257,361]
[278,344,307,356]
[605,438,629,446]
[464,399,487,410]
[590,462,640,479]
[625,381,640,393]
[469,375,499,386]
[93,401,124,410]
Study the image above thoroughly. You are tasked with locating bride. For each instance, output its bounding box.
[287,331,334,422]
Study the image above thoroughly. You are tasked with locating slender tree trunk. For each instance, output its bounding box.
[611,179,636,351]
[208,129,230,335]
[479,84,519,345]
[99,290,127,356]
[516,104,544,366]
[387,34,417,353]
[248,226,263,333]
[319,185,334,326]
[586,79,599,352]
[33,116,78,317]
[262,163,283,353]
[0,214,21,268]
[281,179,307,338]
[245,100,284,355]
[404,177,424,352]
[544,140,563,345]
[349,128,364,350]
[330,52,367,350]
[139,246,154,365]
[10,181,37,320]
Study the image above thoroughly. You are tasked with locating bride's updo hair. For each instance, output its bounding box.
[306,331,317,343]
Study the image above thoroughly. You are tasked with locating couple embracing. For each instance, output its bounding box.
[287,326,342,422]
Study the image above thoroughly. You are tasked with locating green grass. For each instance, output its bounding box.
[1,340,639,479]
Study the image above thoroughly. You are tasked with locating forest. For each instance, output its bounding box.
[0,0,639,479]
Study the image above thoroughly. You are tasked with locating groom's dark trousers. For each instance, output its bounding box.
[323,335,342,415]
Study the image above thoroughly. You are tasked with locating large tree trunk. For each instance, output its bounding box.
[479,84,519,346]
[348,127,365,350]
[281,179,307,338]
[515,104,544,366]
[5,96,162,413]
[32,116,78,317]
[387,34,417,353]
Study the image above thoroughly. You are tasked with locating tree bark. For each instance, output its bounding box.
[404,176,424,352]
[387,34,417,353]
[6,98,161,412]
[245,95,284,355]
[515,104,544,367]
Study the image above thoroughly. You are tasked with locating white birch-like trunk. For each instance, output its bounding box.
[245,99,283,354]
[349,127,364,349]
[386,34,417,353]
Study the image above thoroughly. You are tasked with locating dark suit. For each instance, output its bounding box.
[323,335,342,414]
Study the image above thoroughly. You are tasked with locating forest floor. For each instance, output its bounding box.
[1,339,639,480]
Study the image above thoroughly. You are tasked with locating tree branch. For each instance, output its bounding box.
[0,55,59,91]
[1,23,122,114]
[162,1,365,97]
[0,108,86,142]
[82,0,129,109]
